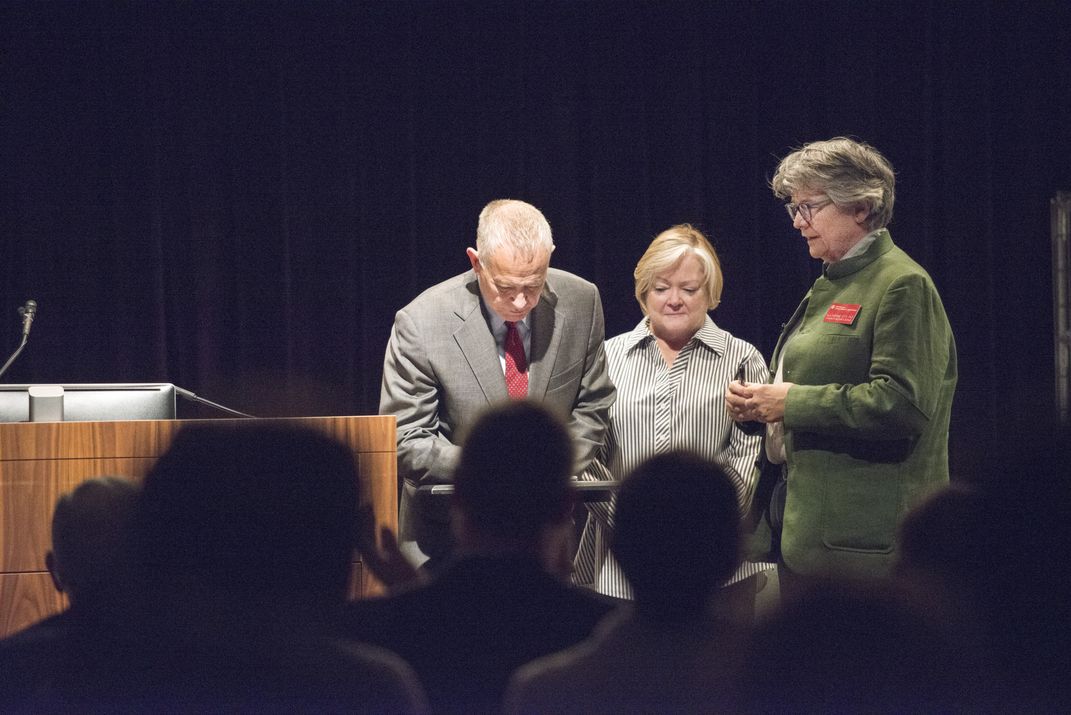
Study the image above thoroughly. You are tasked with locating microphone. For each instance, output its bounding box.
[0,299,37,380]
[17,299,37,337]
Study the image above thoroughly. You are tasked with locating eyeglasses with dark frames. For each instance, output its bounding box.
[785,197,834,223]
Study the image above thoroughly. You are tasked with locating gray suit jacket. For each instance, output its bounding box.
[380,267,616,558]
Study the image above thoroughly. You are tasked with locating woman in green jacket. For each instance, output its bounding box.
[726,137,957,584]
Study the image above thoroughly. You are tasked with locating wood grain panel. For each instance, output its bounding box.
[299,415,398,455]
[347,561,366,601]
[0,572,67,638]
[0,419,179,461]
[0,415,397,462]
[0,415,397,638]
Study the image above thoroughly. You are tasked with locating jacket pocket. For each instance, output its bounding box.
[545,356,585,394]
[819,461,899,554]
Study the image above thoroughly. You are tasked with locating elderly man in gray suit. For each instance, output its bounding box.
[381,199,616,568]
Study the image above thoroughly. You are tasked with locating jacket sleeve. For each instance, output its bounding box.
[565,285,616,476]
[379,308,461,486]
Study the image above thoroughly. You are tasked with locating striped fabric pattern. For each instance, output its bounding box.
[574,316,769,599]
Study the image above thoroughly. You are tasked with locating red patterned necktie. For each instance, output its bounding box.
[504,321,528,399]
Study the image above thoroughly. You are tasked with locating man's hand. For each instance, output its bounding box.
[355,505,425,592]
[725,381,793,424]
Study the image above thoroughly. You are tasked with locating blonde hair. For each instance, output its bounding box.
[634,224,723,314]
[771,137,896,230]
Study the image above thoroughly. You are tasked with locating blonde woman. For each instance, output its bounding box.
[575,224,768,599]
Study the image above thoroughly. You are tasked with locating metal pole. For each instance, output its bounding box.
[1053,192,1071,423]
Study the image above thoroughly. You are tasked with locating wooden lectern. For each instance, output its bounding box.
[0,415,397,639]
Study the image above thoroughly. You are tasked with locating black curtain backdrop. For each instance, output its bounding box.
[2,1,1069,480]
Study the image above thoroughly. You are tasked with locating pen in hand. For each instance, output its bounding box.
[735,358,748,385]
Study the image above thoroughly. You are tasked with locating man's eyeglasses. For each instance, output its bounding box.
[785,197,834,223]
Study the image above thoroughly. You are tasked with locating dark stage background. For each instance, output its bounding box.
[2,1,1069,480]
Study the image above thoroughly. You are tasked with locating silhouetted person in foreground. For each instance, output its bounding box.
[504,451,747,714]
[895,486,993,628]
[46,477,139,611]
[10,477,139,641]
[734,580,970,714]
[895,422,1071,712]
[5,423,428,713]
[345,401,614,714]
[1,477,139,705]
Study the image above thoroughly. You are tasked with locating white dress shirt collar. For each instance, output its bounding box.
[623,315,728,356]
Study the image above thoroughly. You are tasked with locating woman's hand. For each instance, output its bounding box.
[725,381,754,422]
[726,381,792,423]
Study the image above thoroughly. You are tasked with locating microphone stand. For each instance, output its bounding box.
[174,385,256,418]
[0,333,28,381]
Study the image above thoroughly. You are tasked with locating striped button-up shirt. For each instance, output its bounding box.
[574,316,769,598]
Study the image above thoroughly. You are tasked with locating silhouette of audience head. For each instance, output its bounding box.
[896,483,989,597]
[737,580,967,713]
[895,451,1071,711]
[45,477,139,608]
[452,401,574,547]
[56,423,429,713]
[611,450,741,618]
[134,422,359,602]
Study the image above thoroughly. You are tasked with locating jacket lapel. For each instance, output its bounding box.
[770,290,811,379]
[453,272,509,403]
[526,280,561,400]
[770,230,895,377]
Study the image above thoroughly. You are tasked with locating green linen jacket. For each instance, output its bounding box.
[773,229,957,579]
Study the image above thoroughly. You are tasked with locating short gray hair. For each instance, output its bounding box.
[771,137,896,230]
[475,199,554,265]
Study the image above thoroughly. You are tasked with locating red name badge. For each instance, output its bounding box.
[823,303,861,325]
